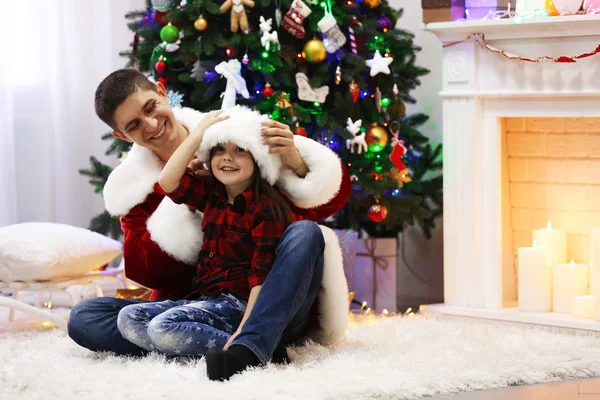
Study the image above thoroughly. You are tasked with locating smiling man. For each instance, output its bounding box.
[68,68,351,380]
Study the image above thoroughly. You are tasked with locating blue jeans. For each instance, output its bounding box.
[116,294,246,355]
[68,221,325,364]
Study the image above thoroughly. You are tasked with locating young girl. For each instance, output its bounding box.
[116,106,300,379]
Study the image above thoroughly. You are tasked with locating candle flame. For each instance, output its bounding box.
[547,220,552,230]
[508,1,511,11]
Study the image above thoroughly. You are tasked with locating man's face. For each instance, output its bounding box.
[111,83,181,155]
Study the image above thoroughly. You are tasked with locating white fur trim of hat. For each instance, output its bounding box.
[196,106,281,185]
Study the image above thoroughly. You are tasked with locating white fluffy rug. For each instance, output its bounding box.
[2,313,600,400]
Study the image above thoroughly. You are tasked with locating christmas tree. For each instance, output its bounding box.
[80,0,442,239]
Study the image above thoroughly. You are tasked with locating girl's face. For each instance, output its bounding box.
[210,142,255,192]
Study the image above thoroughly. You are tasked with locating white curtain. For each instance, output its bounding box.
[0,0,145,228]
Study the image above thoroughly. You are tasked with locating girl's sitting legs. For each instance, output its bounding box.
[117,294,246,357]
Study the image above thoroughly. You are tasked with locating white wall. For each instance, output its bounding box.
[388,0,445,305]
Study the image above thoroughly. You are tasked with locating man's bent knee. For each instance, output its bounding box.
[283,221,324,249]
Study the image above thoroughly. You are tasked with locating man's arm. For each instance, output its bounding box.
[119,193,196,290]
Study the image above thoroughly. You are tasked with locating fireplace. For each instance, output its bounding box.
[421,15,600,331]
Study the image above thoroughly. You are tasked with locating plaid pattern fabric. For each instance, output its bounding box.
[166,169,289,302]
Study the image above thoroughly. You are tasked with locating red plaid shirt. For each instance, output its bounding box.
[165,169,289,302]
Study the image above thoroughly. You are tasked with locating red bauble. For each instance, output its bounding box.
[155,60,167,73]
[158,77,168,85]
[295,126,308,137]
[154,11,168,25]
[368,203,388,223]
[262,84,275,98]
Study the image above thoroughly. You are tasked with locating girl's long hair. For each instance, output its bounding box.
[208,148,292,225]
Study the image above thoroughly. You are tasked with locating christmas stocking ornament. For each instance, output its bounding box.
[318,13,346,53]
[389,139,407,171]
[282,0,312,39]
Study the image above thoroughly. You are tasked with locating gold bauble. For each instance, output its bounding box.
[302,39,327,64]
[364,0,381,7]
[194,15,208,31]
[365,124,389,152]
[387,99,406,117]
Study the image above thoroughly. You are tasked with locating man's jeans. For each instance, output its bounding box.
[68,220,325,364]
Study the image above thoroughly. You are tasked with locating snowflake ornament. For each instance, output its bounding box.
[168,90,184,108]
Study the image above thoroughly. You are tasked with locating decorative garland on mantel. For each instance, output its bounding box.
[444,33,600,63]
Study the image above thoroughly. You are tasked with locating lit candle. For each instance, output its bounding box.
[572,295,595,319]
[595,296,600,322]
[553,260,588,313]
[533,221,567,266]
[518,241,552,312]
[589,228,600,296]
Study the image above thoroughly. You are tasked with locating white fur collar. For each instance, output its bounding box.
[103,107,203,216]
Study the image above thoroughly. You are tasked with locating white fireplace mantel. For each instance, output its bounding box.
[423,14,600,41]
[421,16,600,329]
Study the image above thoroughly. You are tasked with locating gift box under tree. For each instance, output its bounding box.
[351,238,397,313]
[422,0,466,22]
[465,0,509,19]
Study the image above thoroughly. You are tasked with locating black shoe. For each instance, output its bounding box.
[271,342,290,364]
[205,345,262,381]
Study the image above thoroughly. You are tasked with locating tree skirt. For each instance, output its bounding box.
[2,313,600,399]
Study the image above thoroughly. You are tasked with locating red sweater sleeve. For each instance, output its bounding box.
[119,192,195,297]
[288,163,352,221]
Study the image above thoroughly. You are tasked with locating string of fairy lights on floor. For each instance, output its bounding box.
[348,291,416,317]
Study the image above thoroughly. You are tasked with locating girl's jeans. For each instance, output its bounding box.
[68,221,325,365]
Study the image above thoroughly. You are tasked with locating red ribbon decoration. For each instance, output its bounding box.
[444,34,600,64]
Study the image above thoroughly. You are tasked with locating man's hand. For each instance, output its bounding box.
[261,120,308,178]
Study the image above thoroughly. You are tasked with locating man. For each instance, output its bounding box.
[68,69,351,379]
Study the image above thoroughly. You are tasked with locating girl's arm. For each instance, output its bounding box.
[223,285,262,350]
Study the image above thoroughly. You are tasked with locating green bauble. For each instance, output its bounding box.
[151,0,175,11]
[160,23,180,44]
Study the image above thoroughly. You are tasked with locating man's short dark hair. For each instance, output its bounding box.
[94,68,159,131]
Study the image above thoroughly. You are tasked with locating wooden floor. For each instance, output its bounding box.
[427,379,600,399]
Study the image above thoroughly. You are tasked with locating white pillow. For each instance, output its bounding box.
[0,222,122,282]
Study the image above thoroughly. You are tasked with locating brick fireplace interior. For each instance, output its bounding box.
[504,117,600,305]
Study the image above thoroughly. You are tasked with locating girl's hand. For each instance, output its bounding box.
[223,330,241,350]
[188,156,210,178]
[191,110,230,137]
